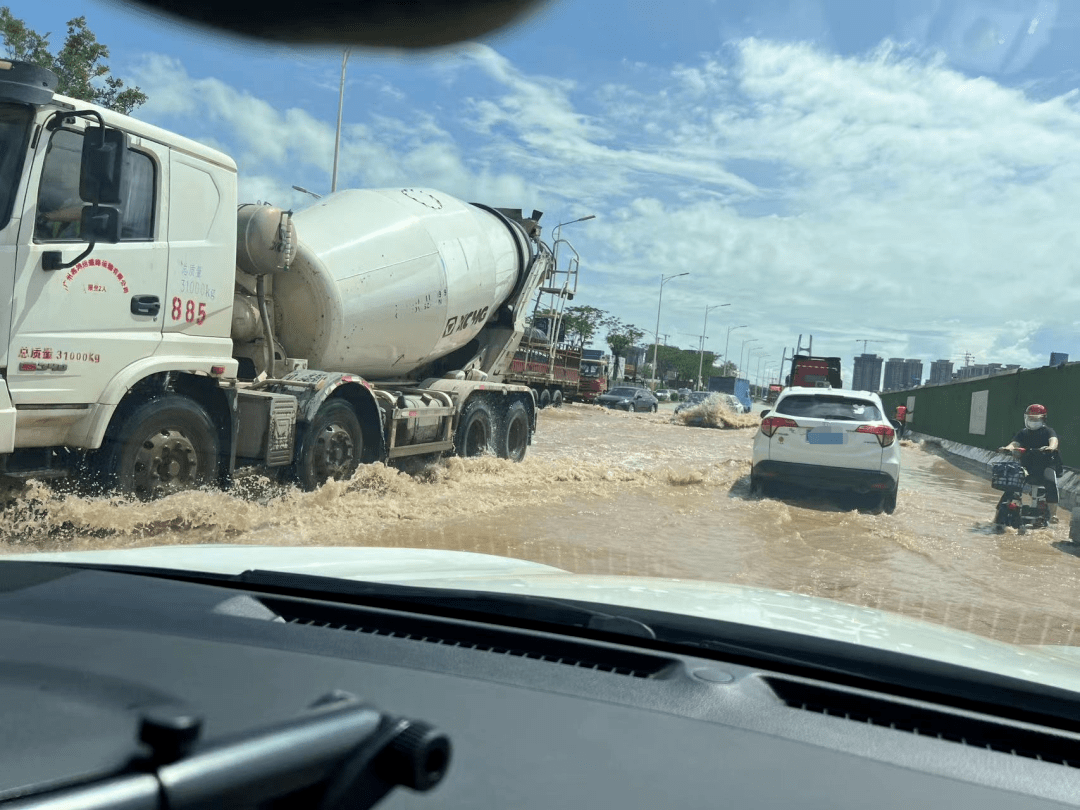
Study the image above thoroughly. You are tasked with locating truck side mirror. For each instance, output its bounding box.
[80,126,128,205]
[80,205,122,243]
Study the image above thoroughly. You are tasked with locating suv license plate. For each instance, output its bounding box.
[807,430,844,445]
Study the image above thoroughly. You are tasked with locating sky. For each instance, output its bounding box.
[12,0,1080,386]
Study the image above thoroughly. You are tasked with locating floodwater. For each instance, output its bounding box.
[3,402,1080,646]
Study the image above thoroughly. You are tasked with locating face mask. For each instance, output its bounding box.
[1025,417,1045,430]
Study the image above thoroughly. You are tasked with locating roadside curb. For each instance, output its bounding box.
[908,431,1080,511]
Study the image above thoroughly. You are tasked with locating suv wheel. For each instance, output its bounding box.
[873,485,898,515]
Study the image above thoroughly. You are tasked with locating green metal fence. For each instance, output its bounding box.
[878,364,1080,468]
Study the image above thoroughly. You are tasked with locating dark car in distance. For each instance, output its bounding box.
[597,386,659,413]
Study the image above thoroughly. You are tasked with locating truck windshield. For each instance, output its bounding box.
[0,103,33,233]
[581,362,600,377]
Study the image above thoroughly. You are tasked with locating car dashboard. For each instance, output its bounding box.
[0,561,1079,808]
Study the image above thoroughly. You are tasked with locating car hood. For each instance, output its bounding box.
[6,544,1080,692]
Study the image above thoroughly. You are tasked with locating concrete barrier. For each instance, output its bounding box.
[908,430,1080,512]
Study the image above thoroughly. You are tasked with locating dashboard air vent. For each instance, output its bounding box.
[263,598,673,679]
[766,677,1080,768]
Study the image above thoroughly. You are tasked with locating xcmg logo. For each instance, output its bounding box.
[442,306,489,338]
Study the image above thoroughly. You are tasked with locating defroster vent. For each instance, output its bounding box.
[263,597,674,679]
[766,676,1080,768]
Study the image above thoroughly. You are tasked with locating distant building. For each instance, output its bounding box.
[954,364,987,380]
[953,363,1017,380]
[852,353,883,392]
[625,345,647,369]
[929,359,953,385]
[882,358,923,391]
[1050,352,1069,367]
[882,358,904,391]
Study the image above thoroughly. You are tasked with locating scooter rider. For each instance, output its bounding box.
[999,403,1062,524]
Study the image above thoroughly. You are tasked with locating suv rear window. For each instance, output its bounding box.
[776,395,881,422]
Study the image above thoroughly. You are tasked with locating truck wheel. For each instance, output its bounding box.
[495,400,530,462]
[538,389,551,409]
[551,390,563,408]
[456,398,493,457]
[98,394,219,499]
[295,399,363,490]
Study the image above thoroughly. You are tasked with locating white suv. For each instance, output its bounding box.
[750,387,900,513]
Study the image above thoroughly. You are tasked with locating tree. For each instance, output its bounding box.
[0,9,147,114]
[604,317,645,379]
[652,344,716,385]
[561,305,607,350]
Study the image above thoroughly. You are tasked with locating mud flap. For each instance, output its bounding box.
[0,375,14,454]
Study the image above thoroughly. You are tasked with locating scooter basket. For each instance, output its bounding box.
[991,460,1025,491]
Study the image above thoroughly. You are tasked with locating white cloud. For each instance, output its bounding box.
[128,38,1080,372]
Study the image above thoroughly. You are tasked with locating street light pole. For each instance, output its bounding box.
[751,351,767,400]
[551,214,596,264]
[739,338,759,378]
[331,47,352,193]
[725,325,747,375]
[698,303,730,389]
[755,353,767,388]
[651,272,689,388]
[552,214,596,245]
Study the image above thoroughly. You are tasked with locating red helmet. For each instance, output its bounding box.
[1025,404,1047,417]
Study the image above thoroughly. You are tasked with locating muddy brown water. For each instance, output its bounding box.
[3,402,1080,646]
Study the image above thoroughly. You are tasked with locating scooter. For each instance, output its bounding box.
[990,447,1051,535]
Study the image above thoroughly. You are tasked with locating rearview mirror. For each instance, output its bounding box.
[80,205,122,243]
[80,126,128,205]
[760,409,770,418]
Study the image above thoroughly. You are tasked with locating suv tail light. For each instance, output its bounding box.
[856,424,895,447]
[761,416,798,437]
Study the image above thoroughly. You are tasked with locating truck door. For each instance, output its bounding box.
[9,124,168,407]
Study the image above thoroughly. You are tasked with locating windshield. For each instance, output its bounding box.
[8,0,1080,703]
[0,102,33,232]
[776,395,882,422]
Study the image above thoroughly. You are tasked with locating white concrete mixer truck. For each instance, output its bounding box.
[0,61,569,496]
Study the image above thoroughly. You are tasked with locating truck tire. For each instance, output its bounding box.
[97,394,219,499]
[456,398,494,457]
[294,399,363,491]
[551,389,563,408]
[538,389,551,409]
[495,400,529,462]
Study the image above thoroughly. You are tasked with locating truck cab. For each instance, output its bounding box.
[0,62,238,480]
